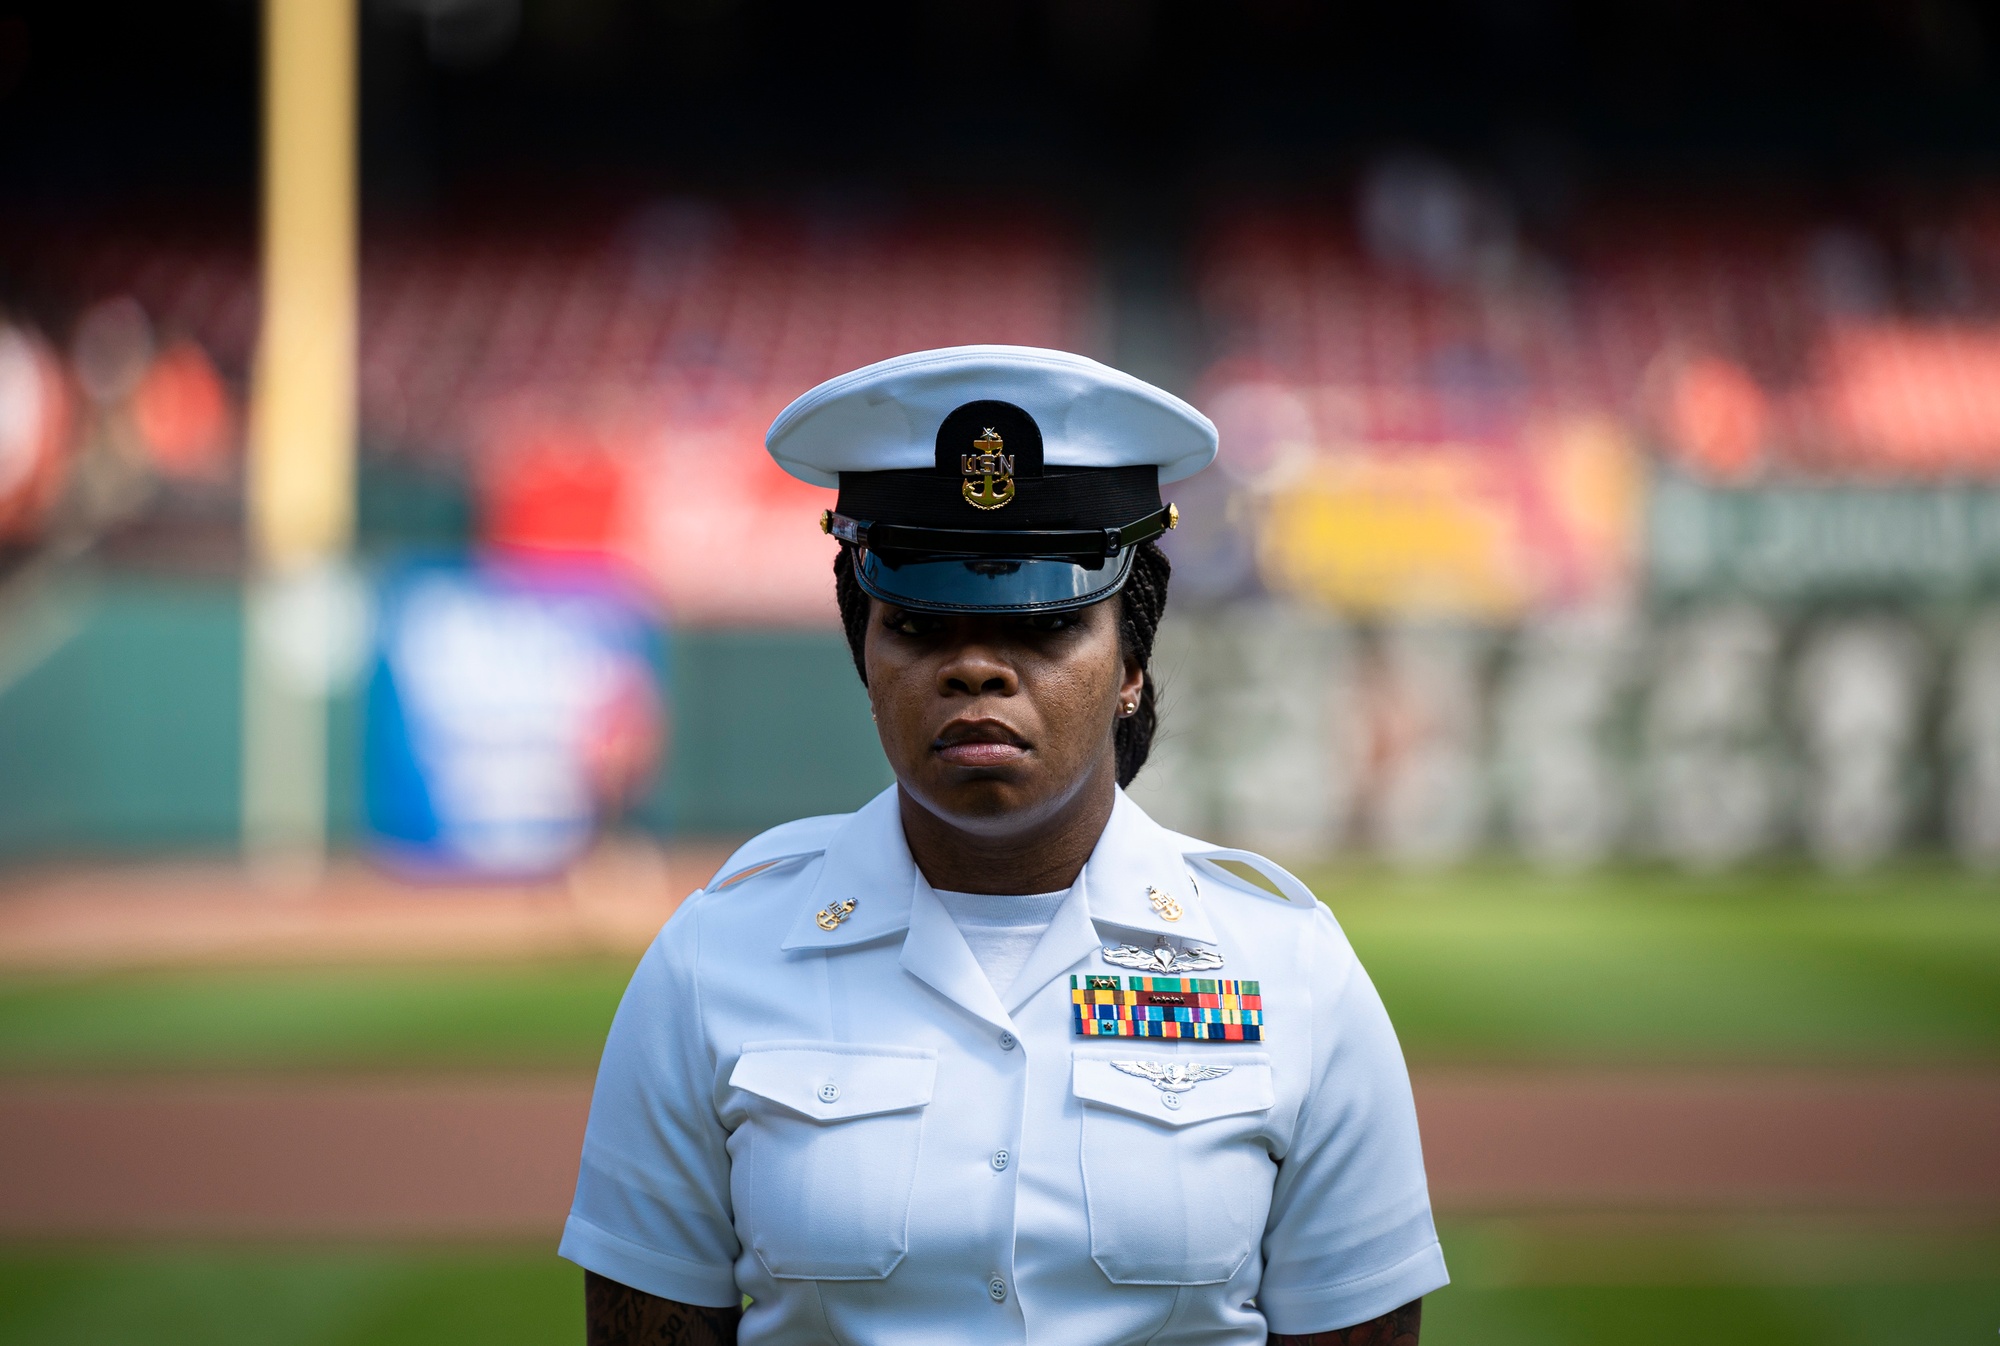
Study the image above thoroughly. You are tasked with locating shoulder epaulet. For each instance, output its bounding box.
[705,813,847,893]
[1171,837,1319,908]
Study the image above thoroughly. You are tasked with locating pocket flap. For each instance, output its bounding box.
[1072,1054,1273,1127]
[731,1042,937,1122]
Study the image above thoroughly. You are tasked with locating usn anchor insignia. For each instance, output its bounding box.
[1111,1060,1234,1109]
[814,897,858,931]
[961,427,1016,510]
[1147,886,1184,922]
[1102,935,1225,974]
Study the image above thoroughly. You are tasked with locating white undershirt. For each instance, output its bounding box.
[931,887,1071,997]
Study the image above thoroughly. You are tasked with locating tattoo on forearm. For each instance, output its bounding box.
[585,1270,741,1346]
[1269,1296,1421,1346]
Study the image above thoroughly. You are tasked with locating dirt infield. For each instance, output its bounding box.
[1417,1069,2000,1212]
[1,1069,1994,1239]
[0,1076,588,1239]
[0,843,733,971]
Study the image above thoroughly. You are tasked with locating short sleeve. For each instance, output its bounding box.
[558,898,742,1307]
[1257,907,1449,1333]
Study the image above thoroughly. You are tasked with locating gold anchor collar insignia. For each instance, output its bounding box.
[961,427,1015,510]
[815,897,858,931]
[1147,886,1184,922]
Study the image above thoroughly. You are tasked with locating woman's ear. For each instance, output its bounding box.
[1117,651,1145,716]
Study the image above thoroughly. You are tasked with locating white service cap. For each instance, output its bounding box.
[764,344,1218,488]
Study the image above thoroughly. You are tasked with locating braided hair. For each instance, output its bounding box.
[833,541,1172,787]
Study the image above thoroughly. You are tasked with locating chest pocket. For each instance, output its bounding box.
[729,1043,936,1281]
[1073,1053,1277,1286]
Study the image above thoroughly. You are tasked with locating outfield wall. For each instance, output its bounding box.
[5,567,1999,869]
[0,569,889,861]
[1132,601,2000,869]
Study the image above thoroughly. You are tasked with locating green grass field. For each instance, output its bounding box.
[1,861,1994,1072]
[2,861,1995,1344]
[1,1218,1994,1346]
[1319,860,2000,1065]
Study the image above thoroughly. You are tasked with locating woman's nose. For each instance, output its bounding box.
[937,642,1019,697]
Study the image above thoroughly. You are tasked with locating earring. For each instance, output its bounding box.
[1120,700,1136,716]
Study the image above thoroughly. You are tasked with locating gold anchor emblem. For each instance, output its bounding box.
[1147,886,1184,922]
[961,427,1015,510]
[815,897,858,931]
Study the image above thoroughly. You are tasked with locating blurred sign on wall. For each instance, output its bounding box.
[364,562,663,878]
[1650,474,2000,601]
[1246,414,1641,619]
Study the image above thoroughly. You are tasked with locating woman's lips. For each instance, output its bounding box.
[934,719,1030,767]
[935,740,1029,767]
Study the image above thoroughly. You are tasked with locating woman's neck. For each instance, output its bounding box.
[896,770,1117,896]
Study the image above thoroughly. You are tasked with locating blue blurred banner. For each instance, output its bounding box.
[365,561,664,879]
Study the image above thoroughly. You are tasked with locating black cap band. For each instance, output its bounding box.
[834,464,1162,533]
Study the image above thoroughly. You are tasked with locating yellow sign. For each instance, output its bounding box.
[1261,453,1528,617]
[1257,419,1640,618]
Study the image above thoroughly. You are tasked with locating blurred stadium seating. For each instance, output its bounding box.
[23,210,1095,618]
[1133,183,2000,867]
[1197,194,2000,481]
[13,188,2000,866]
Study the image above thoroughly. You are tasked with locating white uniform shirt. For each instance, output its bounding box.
[561,786,1448,1343]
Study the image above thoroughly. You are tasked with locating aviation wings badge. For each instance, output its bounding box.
[1109,1060,1236,1094]
[1101,936,1225,974]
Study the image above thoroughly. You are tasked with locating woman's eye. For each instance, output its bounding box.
[885,612,939,637]
[1021,613,1077,634]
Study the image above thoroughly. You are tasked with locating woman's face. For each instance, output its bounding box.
[864,597,1145,839]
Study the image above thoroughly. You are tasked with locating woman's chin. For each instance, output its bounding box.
[910,770,1051,824]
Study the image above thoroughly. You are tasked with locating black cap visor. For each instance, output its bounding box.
[855,548,1137,615]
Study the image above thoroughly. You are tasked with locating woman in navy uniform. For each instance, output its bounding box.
[564,347,1446,1345]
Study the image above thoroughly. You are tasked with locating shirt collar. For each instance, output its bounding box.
[901,876,1013,1029]
[1079,788,1218,948]
[780,786,916,951]
[779,784,1215,952]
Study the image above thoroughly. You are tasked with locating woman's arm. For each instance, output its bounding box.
[585,1270,741,1346]
[1270,1296,1421,1345]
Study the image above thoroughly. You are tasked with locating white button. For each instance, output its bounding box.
[988,1276,1007,1302]
[1161,1091,1181,1110]
[998,1032,1017,1050]
[990,1149,1010,1171]
[817,1082,840,1104]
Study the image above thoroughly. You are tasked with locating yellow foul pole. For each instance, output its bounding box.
[251,0,356,566]
[243,0,359,878]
